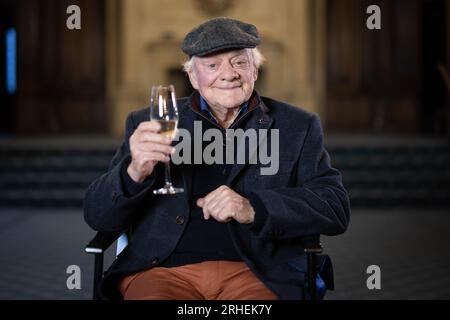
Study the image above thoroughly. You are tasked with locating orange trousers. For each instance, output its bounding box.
[119,260,278,300]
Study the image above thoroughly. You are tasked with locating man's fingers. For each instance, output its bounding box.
[196,186,236,222]
[136,142,175,155]
[136,121,161,133]
[135,151,170,163]
[207,194,231,217]
[201,186,234,222]
[139,132,173,144]
[196,198,211,219]
[196,198,205,207]
[203,205,211,220]
[205,194,237,223]
[204,185,229,208]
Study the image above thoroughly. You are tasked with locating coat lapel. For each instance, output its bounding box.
[226,100,273,185]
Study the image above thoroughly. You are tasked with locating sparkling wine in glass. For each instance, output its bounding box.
[150,85,184,195]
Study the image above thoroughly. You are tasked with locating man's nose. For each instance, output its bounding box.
[220,63,239,81]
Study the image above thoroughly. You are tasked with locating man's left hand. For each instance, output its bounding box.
[196,185,255,224]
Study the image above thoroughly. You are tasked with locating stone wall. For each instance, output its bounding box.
[105,0,326,135]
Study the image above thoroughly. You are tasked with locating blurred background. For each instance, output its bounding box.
[0,0,449,299]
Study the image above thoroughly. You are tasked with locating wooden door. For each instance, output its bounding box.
[14,0,106,135]
[326,0,422,134]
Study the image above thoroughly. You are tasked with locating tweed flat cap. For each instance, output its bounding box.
[182,17,261,57]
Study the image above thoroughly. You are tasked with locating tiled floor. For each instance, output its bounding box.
[0,208,449,300]
[0,209,115,300]
[323,209,450,299]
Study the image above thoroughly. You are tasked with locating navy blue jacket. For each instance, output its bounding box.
[83,93,351,300]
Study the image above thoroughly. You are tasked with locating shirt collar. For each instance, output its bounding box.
[199,95,249,124]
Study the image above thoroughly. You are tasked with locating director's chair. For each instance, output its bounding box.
[85,233,334,300]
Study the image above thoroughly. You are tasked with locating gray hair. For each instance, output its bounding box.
[182,48,265,74]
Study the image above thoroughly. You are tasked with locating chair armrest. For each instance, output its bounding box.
[303,235,323,254]
[85,231,121,254]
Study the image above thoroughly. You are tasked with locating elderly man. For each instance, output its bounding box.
[84,17,350,300]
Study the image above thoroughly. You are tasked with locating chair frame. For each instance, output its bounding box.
[85,232,324,300]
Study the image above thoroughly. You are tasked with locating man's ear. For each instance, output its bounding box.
[253,67,259,82]
[188,71,199,90]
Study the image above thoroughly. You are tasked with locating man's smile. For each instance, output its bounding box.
[215,86,242,90]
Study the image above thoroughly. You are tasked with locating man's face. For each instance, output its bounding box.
[188,49,258,110]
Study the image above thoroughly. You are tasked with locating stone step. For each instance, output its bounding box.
[0,137,449,208]
[0,189,85,208]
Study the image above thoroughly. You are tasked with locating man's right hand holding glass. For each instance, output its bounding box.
[127,121,175,183]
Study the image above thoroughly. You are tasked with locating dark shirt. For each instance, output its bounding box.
[160,95,252,267]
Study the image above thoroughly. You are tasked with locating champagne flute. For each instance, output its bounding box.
[150,85,184,195]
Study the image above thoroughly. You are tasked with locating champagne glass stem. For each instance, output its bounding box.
[164,161,172,186]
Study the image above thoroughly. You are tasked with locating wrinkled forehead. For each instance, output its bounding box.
[195,48,252,62]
